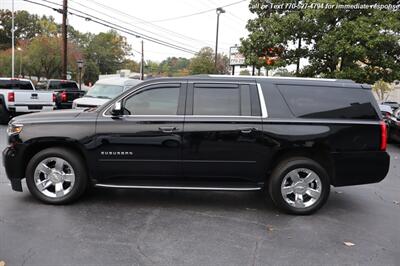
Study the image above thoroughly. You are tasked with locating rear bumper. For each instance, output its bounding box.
[331,151,390,186]
[3,146,25,191]
[9,105,54,113]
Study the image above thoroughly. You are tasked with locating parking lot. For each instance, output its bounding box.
[0,125,399,265]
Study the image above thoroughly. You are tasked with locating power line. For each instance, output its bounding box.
[68,0,205,50]
[149,0,248,23]
[85,0,215,48]
[23,0,197,54]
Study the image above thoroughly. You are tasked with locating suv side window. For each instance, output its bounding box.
[123,86,180,115]
[278,84,379,120]
[192,83,251,116]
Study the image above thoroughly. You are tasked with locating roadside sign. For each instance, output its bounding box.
[229,46,245,66]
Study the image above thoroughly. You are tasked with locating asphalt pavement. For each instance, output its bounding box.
[0,125,399,266]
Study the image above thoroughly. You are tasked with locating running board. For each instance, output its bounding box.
[95,183,262,191]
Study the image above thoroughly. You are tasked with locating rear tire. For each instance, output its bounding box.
[26,147,87,204]
[268,157,330,215]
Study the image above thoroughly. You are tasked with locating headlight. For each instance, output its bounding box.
[7,123,23,136]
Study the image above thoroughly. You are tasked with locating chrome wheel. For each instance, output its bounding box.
[33,157,75,198]
[281,168,322,209]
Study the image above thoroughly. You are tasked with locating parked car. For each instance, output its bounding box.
[72,78,142,109]
[3,76,390,215]
[40,79,85,109]
[380,104,400,143]
[0,78,55,124]
[381,101,400,111]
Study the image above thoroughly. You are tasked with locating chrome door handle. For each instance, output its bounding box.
[159,126,178,133]
[239,127,256,134]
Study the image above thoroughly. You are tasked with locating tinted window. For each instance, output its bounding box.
[123,87,180,115]
[48,81,78,90]
[193,86,240,115]
[278,85,379,120]
[0,80,34,90]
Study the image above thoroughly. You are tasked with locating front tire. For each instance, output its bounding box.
[268,157,330,215]
[26,148,87,204]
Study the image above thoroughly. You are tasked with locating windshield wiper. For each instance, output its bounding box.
[84,95,94,98]
[96,96,111,99]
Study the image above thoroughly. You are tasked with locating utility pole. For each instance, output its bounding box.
[61,0,68,79]
[11,0,15,78]
[140,40,144,80]
[214,7,225,72]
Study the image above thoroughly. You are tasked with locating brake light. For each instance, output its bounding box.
[61,91,67,102]
[52,93,56,102]
[380,121,387,151]
[8,92,15,102]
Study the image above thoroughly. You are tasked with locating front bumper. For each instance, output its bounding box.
[331,151,390,187]
[3,146,25,191]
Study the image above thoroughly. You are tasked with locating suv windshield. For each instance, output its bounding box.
[0,80,34,90]
[85,84,124,99]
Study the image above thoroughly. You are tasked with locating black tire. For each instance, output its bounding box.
[268,157,330,215]
[26,147,88,204]
[0,100,10,125]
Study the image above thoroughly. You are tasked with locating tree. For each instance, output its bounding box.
[159,57,190,76]
[0,10,58,50]
[23,36,81,81]
[122,59,140,73]
[83,30,131,83]
[373,80,394,101]
[241,0,400,84]
[189,47,229,75]
[189,47,215,75]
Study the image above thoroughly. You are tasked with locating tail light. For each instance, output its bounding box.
[52,93,56,102]
[61,91,67,102]
[380,121,387,151]
[8,92,15,102]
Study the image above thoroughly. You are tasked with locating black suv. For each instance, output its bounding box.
[3,76,390,214]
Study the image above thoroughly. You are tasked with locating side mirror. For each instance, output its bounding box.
[111,101,123,117]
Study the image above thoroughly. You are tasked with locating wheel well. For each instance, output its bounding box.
[266,148,334,182]
[22,141,89,177]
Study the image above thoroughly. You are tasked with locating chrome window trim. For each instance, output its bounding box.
[102,81,265,119]
[257,83,268,118]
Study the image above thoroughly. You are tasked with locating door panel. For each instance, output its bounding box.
[182,117,265,182]
[182,82,267,182]
[93,83,186,181]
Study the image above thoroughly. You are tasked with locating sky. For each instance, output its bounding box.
[1,0,254,62]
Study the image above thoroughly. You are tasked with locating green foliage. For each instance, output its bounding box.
[159,57,190,77]
[239,69,250,75]
[0,10,57,49]
[189,47,230,75]
[373,80,393,101]
[82,30,131,83]
[241,0,400,84]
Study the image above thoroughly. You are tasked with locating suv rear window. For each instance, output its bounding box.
[48,81,78,90]
[0,80,34,90]
[277,85,379,120]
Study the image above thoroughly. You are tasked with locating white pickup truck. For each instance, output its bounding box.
[0,78,55,124]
